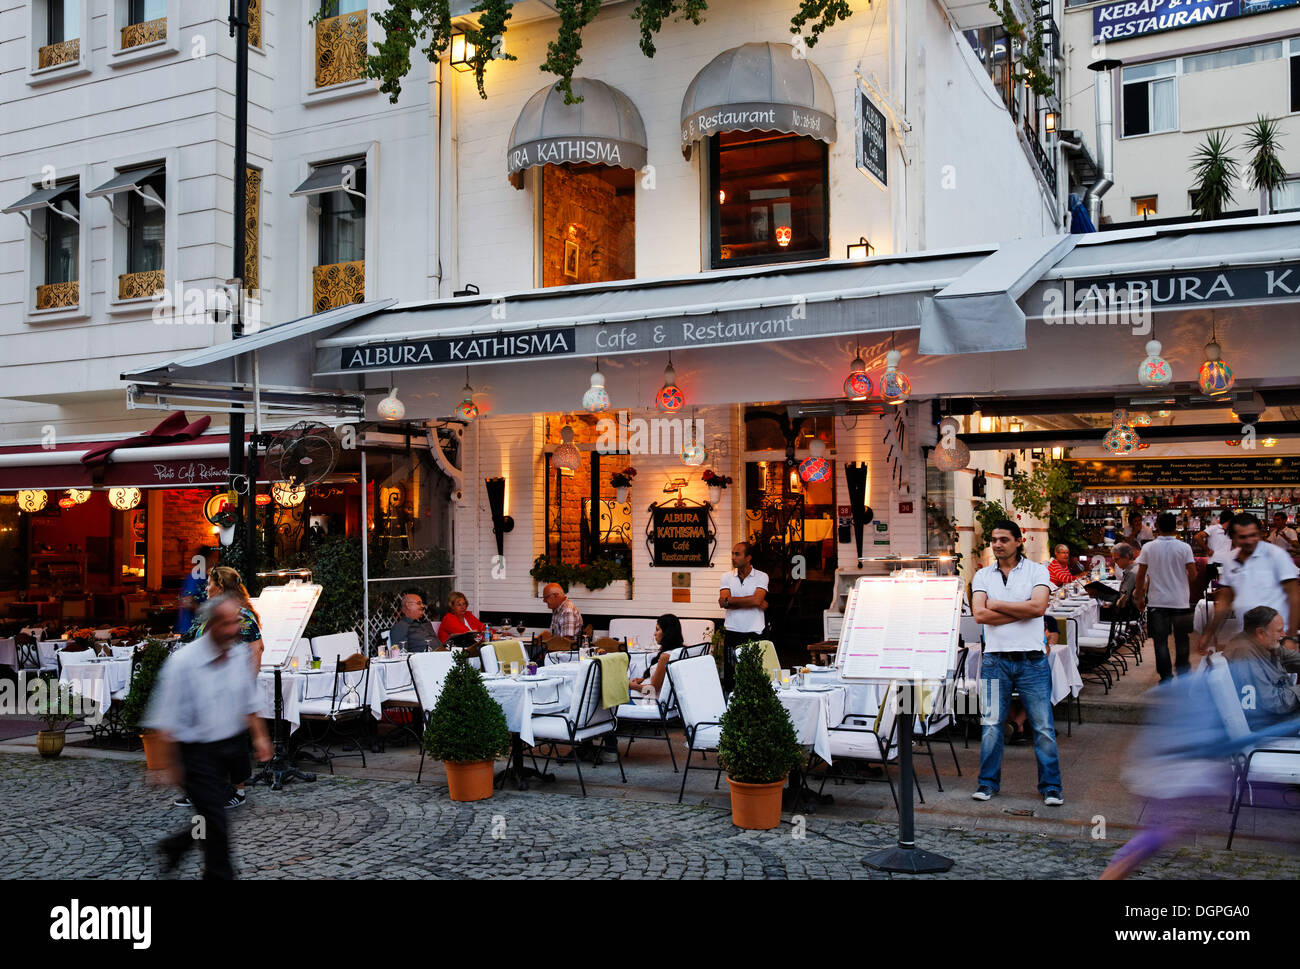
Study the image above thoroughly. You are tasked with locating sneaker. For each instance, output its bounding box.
[173,795,192,808]
[971,787,996,801]
[1043,791,1064,806]
[225,791,246,810]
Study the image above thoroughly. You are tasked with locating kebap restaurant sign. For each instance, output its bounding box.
[1093,0,1300,42]
[650,506,713,567]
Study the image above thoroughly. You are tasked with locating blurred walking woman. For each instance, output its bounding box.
[184,566,264,669]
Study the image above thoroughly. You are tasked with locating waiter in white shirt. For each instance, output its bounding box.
[1206,512,1300,655]
[718,542,767,692]
[969,520,1062,806]
[1205,510,1234,562]
[1134,512,1197,682]
[146,594,272,879]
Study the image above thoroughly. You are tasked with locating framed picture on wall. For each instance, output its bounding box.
[563,239,580,279]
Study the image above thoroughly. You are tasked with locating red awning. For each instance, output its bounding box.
[0,436,265,491]
[81,411,212,467]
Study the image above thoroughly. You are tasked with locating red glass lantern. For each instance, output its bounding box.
[775,225,792,248]
[255,493,272,506]
[658,384,684,411]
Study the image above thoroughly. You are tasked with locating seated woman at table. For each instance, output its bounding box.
[628,614,685,699]
[1006,615,1058,744]
[437,591,486,644]
[182,566,264,669]
[1047,545,1074,588]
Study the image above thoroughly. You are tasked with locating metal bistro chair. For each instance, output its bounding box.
[668,655,728,804]
[294,653,371,773]
[14,633,39,671]
[912,668,963,790]
[810,685,921,814]
[615,646,688,771]
[374,655,422,751]
[529,657,626,797]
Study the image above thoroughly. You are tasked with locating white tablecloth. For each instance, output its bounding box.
[484,673,569,747]
[0,638,14,668]
[775,684,846,765]
[966,644,1082,706]
[1194,597,1242,638]
[257,670,305,729]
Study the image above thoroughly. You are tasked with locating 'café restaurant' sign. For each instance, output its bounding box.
[649,505,713,567]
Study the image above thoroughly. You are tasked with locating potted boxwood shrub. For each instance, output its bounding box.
[717,642,804,830]
[32,677,81,759]
[422,650,510,801]
[120,640,171,769]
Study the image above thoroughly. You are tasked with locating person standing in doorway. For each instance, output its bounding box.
[148,595,272,879]
[1134,512,1197,682]
[1206,509,1234,562]
[970,521,1062,806]
[718,542,768,693]
[1126,511,1155,547]
[1268,511,1299,555]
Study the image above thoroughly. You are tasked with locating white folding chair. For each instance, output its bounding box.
[37,641,61,674]
[530,659,626,797]
[667,655,728,803]
[311,632,360,668]
[615,646,686,771]
[812,686,922,814]
[410,652,456,782]
[294,654,371,773]
[111,644,137,660]
[1204,653,1300,849]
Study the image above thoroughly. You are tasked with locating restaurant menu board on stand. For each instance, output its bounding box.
[837,573,962,682]
[250,582,322,669]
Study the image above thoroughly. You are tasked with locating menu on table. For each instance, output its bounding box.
[837,574,962,682]
[250,582,322,669]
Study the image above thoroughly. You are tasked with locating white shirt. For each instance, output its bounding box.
[972,557,1051,652]
[1205,523,1233,560]
[143,636,259,743]
[1131,524,1155,545]
[1269,526,1298,551]
[1219,541,1300,631]
[1135,535,1194,609]
[721,568,768,634]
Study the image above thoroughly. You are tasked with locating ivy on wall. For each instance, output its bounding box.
[789,0,853,47]
[987,0,1054,98]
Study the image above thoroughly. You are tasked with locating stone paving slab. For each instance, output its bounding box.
[2,753,1298,880]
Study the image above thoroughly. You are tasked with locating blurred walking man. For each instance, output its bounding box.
[1135,512,1197,681]
[1206,513,1300,655]
[148,595,272,879]
[970,521,1062,806]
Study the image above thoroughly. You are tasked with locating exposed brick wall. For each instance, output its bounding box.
[541,165,634,288]
[161,490,216,582]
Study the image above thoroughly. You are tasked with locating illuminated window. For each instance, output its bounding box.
[1132,195,1157,218]
[539,165,634,288]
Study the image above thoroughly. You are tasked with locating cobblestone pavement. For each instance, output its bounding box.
[2,754,1298,880]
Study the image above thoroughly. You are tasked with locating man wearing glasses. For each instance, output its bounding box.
[538,583,584,648]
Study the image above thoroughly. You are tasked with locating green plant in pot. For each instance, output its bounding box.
[422,650,510,801]
[31,676,82,759]
[717,643,804,830]
[120,640,172,768]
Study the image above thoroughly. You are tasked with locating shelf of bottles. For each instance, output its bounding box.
[1077,488,1300,543]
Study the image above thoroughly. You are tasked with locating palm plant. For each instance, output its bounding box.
[1243,115,1287,215]
[1189,130,1240,221]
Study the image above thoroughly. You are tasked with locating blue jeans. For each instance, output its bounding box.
[978,652,1062,795]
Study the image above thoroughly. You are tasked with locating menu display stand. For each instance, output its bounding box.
[837,571,963,874]
[247,581,323,791]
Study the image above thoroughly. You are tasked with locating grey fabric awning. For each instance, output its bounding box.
[506,78,648,189]
[290,159,366,198]
[919,234,1078,354]
[86,164,164,198]
[2,182,77,214]
[680,42,837,160]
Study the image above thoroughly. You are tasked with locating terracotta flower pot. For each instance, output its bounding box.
[36,730,66,759]
[727,777,785,830]
[140,732,167,770]
[444,759,495,801]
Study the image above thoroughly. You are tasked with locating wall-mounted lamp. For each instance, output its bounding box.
[1044,110,1058,134]
[485,476,514,556]
[1050,446,1065,461]
[846,236,875,260]
[449,32,476,72]
[978,414,996,434]
[1009,418,1024,433]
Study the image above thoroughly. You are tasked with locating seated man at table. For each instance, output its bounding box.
[437,590,485,644]
[537,584,583,649]
[389,592,438,653]
[1225,605,1300,729]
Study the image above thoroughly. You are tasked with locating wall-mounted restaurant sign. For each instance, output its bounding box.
[855,87,887,191]
[1066,457,1300,489]
[1093,0,1297,42]
[646,503,715,567]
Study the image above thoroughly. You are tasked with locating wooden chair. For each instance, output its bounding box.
[594,637,624,653]
[545,636,573,653]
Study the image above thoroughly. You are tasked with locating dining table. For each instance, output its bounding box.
[483,669,570,789]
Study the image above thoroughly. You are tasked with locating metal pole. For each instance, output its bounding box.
[361,447,370,654]
[228,0,250,539]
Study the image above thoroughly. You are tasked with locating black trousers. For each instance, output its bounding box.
[161,734,251,880]
[722,629,763,692]
[1147,607,1192,681]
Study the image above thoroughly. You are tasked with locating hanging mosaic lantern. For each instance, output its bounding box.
[1103,409,1140,455]
[1198,340,1235,397]
[272,481,306,507]
[16,490,47,513]
[657,361,684,411]
[799,439,831,483]
[1132,412,1152,427]
[681,441,707,466]
[1137,340,1172,387]
[879,349,910,405]
[108,487,142,511]
[932,418,970,471]
[455,384,479,421]
[582,368,610,411]
[553,426,581,471]
[377,387,405,421]
[843,352,872,400]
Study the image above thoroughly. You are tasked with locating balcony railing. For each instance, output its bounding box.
[118,269,164,301]
[315,11,367,88]
[121,16,166,49]
[1025,123,1057,196]
[38,38,79,68]
[312,260,365,312]
[36,281,78,309]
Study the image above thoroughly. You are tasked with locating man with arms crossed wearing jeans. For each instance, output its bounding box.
[970,521,1063,806]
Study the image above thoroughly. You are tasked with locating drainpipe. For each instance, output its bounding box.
[1085,58,1121,228]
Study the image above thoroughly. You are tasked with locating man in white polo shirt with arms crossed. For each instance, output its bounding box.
[970,520,1062,806]
[719,541,767,692]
